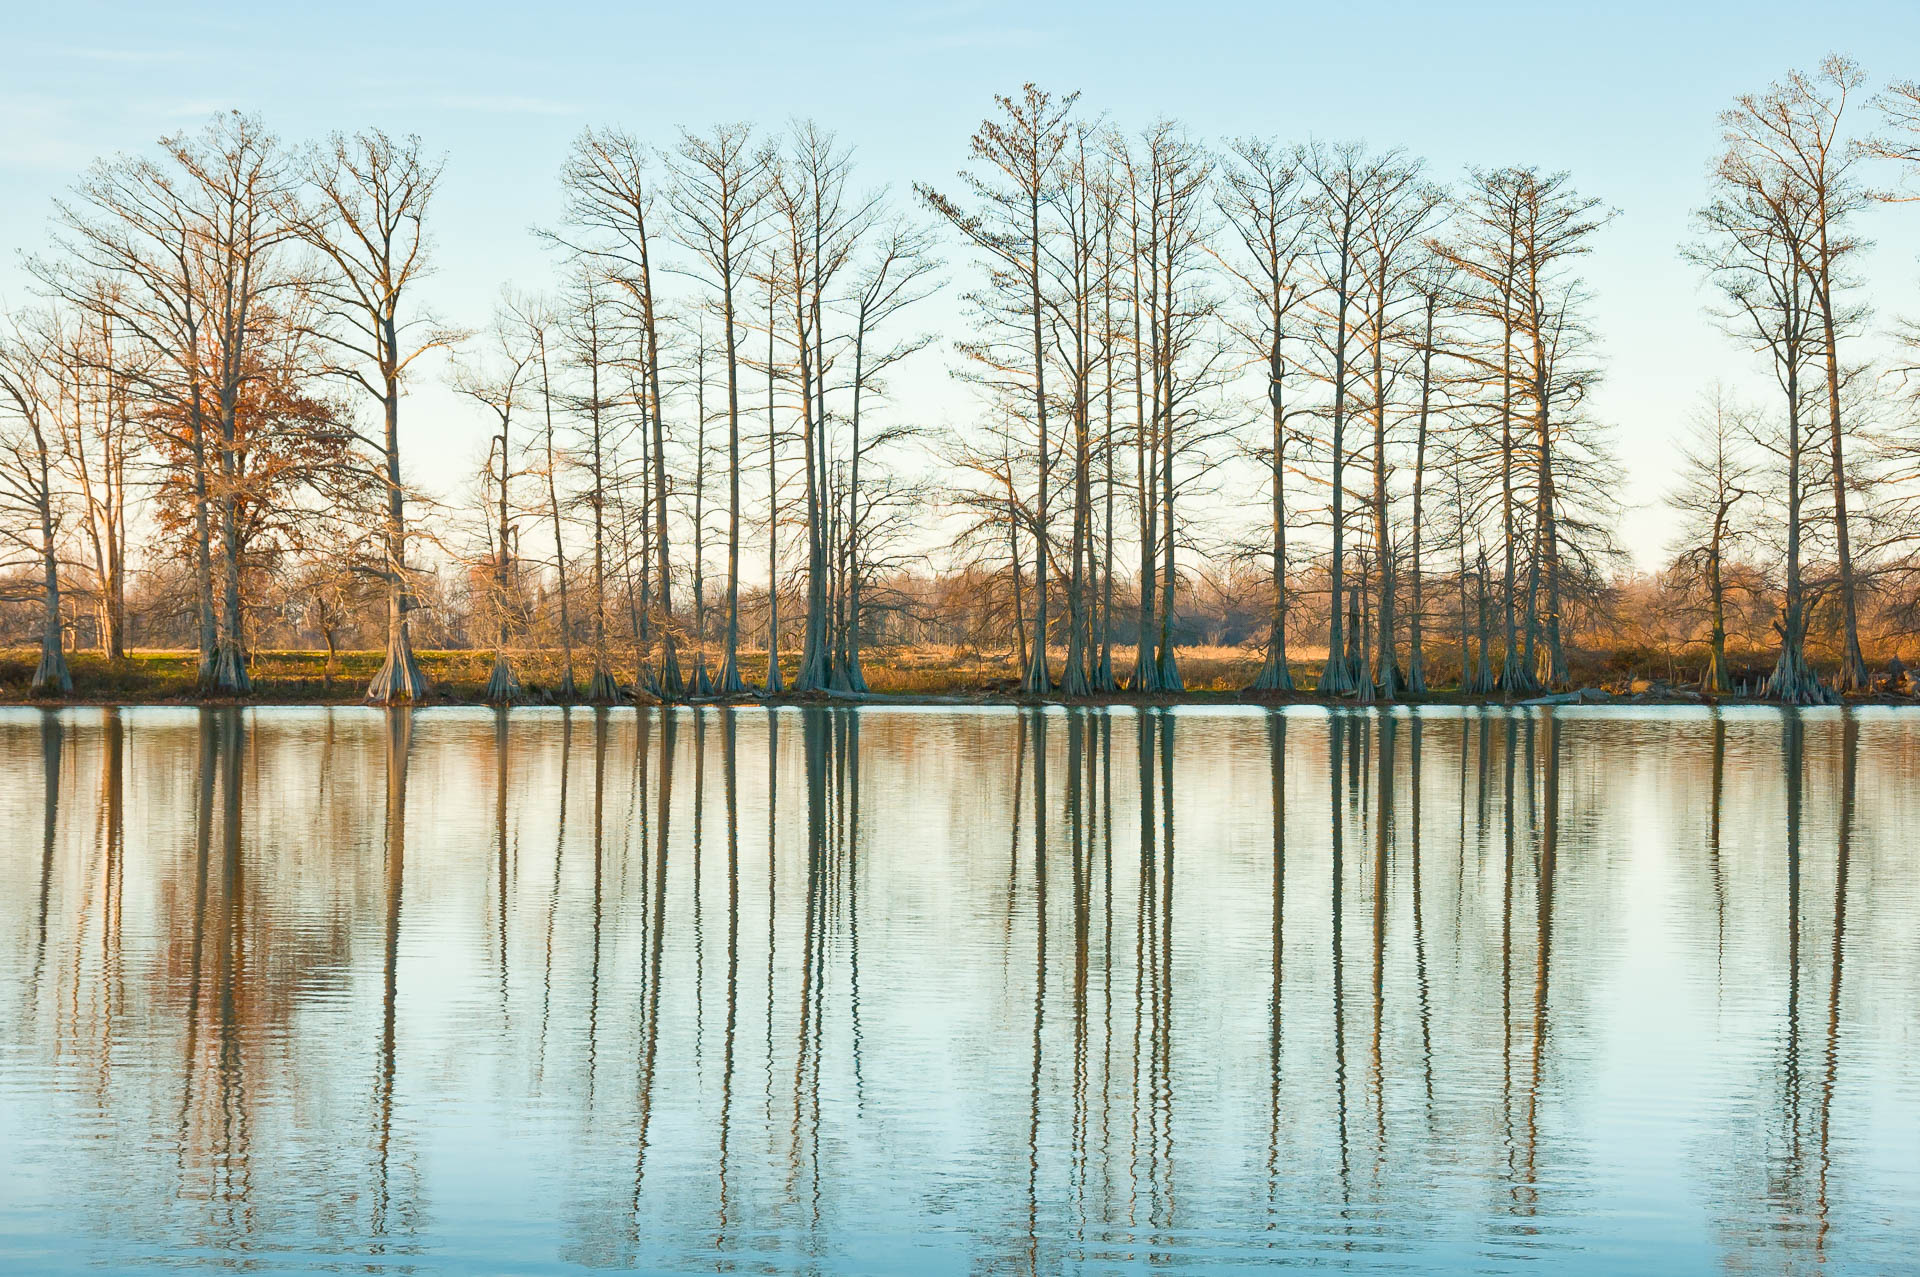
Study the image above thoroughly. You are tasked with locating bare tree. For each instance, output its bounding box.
[1353,154,1444,698]
[556,270,635,702]
[39,113,298,692]
[175,114,301,693]
[668,124,769,694]
[921,84,1078,694]
[839,217,940,689]
[1403,258,1456,694]
[1042,122,1106,696]
[1689,112,1831,703]
[1299,141,1387,696]
[1667,388,1757,693]
[515,290,580,699]
[1137,121,1220,692]
[0,310,74,694]
[774,121,879,692]
[1432,167,1529,693]
[57,301,138,658]
[1867,76,1920,186]
[292,130,458,703]
[545,127,680,695]
[1721,56,1873,690]
[1510,171,1611,689]
[753,266,788,692]
[452,295,538,702]
[1215,137,1313,693]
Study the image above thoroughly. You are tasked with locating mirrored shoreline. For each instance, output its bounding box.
[2,705,1916,1274]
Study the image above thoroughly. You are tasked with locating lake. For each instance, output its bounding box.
[2,705,1916,1273]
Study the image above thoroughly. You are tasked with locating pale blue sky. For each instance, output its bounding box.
[6,0,1920,565]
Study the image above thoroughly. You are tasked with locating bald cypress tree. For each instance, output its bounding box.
[921,85,1078,695]
[1688,125,1831,704]
[1216,138,1312,694]
[1720,58,1873,692]
[293,130,456,705]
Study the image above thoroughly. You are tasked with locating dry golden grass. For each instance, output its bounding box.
[2,639,1897,704]
[2,642,1298,703]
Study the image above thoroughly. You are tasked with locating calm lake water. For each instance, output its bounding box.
[2,705,1917,1274]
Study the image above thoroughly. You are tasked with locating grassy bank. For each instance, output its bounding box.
[3,643,1901,707]
[2,645,1275,704]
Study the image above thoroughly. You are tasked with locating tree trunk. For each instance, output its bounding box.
[1061,289,1092,697]
[1022,186,1052,695]
[1767,313,1828,705]
[1471,554,1494,695]
[1703,519,1730,695]
[1495,256,1533,697]
[793,272,830,693]
[367,368,428,705]
[31,471,71,697]
[717,267,747,695]
[1369,297,1398,701]
[1131,227,1158,694]
[485,436,519,705]
[189,400,217,689]
[690,347,713,698]
[1321,239,1355,697]
[545,418,575,700]
[844,317,871,693]
[1093,251,1119,694]
[1407,297,1434,696]
[1250,313,1294,693]
[210,483,251,694]
[1010,493,1028,680]
[1455,531,1471,693]
[1811,207,1867,693]
[639,261,679,699]
[1154,243,1182,694]
[765,295,785,695]
[583,332,617,704]
[1532,374,1566,689]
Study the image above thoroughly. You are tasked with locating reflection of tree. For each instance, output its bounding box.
[1520,710,1560,1210]
[1024,708,1046,1273]
[1816,712,1854,1259]
[492,709,510,1019]
[629,709,673,1233]
[4,706,1912,1271]
[717,707,739,1238]
[1499,713,1519,1202]
[1328,711,1351,1206]
[787,708,828,1228]
[1410,717,1435,1126]
[1370,713,1394,1173]
[370,708,412,1245]
[170,710,257,1245]
[88,709,127,1107]
[31,712,61,1004]
[537,711,574,1082]
[1708,710,1727,980]
[1265,710,1287,1209]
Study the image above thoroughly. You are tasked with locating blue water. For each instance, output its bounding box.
[1,705,1915,1273]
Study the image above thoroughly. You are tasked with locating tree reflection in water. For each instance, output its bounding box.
[0,704,1913,1275]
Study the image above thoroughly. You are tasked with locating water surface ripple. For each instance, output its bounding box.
[2,705,1915,1273]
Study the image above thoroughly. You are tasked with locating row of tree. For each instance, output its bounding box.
[3,60,1919,702]
[0,121,446,699]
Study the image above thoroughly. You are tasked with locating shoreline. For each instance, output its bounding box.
[9,648,1911,711]
[7,687,1917,711]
